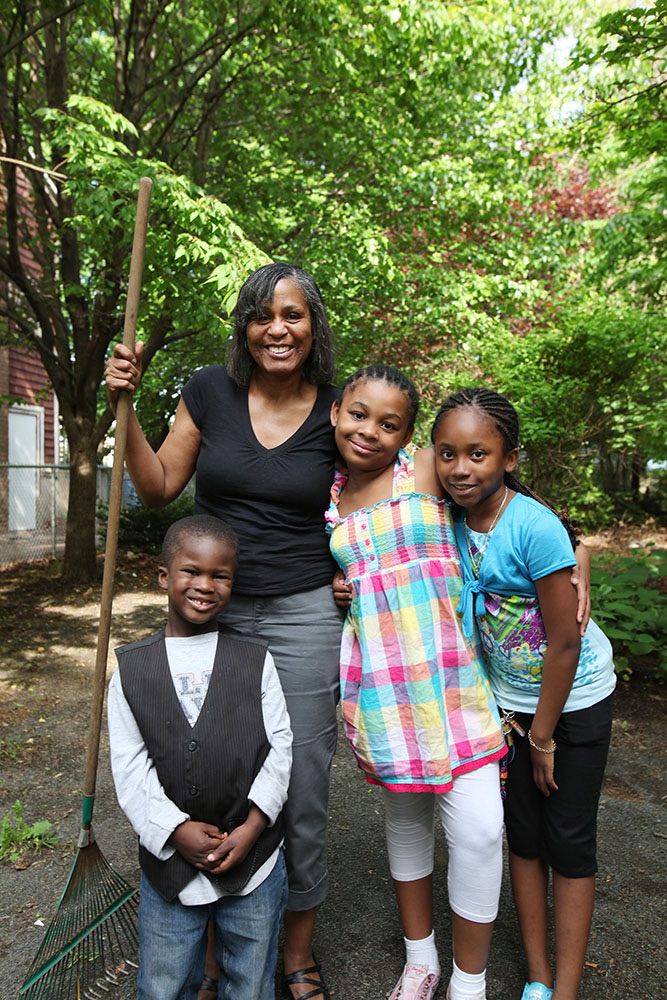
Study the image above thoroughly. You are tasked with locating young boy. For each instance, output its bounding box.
[108,514,292,1000]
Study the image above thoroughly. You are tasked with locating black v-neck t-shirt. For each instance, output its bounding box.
[182,366,340,596]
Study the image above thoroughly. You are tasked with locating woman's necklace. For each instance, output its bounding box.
[465,485,509,571]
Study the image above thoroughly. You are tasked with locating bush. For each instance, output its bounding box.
[98,491,195,554]
[591,545,667,680]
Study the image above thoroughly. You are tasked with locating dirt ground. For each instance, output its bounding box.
[1,530,665,1000]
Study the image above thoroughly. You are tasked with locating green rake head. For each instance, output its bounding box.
[19,838,138,1000]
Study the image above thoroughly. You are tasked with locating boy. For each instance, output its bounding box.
[108,514,292,1000]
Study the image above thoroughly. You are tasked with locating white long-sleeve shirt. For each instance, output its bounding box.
[108,630,292,904]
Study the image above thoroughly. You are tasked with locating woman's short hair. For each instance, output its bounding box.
[227,262,336,386]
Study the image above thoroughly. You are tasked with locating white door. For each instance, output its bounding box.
[8,407,42,531]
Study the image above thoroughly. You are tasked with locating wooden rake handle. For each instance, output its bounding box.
[81,177,153,827]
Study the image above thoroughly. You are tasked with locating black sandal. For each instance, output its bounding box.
[282,958,331,999]
[198,975,219,997]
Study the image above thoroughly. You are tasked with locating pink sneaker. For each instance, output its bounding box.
[388,963,441,999]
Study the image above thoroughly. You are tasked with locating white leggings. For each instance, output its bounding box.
[383,763,503,923]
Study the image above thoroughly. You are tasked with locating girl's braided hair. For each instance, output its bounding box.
[340,364,420,430]
[431,387,579,548]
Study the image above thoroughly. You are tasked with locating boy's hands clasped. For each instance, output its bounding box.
[170,820,226,870]
[171,805,269,875]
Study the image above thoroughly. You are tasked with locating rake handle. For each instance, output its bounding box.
[81,177,153,824]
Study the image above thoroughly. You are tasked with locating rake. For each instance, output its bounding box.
[19,176,153,1000]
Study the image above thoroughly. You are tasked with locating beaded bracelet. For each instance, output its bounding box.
[527,729,556,754]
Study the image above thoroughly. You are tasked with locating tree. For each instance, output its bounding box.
[573,1,667,306]
[0,0,292,580]
[2,0,582,580]
[7,0,660,577]
[0,94,267,580]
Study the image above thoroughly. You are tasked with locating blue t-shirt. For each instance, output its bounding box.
[454,493,616,713]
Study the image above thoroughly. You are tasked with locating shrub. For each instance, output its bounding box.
[591,545,666,680]
[98,490,195,554]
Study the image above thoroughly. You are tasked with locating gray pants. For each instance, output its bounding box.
[224,584,344,911]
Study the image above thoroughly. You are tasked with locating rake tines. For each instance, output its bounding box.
[18,837,139,999]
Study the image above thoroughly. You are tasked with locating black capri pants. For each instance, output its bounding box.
[502,693,613,878]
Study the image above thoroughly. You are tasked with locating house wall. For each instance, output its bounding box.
[7,347,56,463]
[0,346,8,463]
[0,346,58,541]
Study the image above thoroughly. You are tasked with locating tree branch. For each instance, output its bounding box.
[575,78,666,125]
[0,154,66,180]
[0,0,86,58]
[146,10,269,154]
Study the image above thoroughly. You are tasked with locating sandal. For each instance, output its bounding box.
[198,975,219,998]
[520,985,554,1000]
[282,957,331,999]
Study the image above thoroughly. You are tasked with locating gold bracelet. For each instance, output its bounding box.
[527,729,556,754]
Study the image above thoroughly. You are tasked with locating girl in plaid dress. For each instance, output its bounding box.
[326,366,506,1000]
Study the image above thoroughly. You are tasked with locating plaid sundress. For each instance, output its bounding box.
[326,445,505,792]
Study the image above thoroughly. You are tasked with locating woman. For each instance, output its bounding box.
[106,262,343,1000]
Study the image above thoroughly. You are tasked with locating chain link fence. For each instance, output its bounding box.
[0,463,112,568]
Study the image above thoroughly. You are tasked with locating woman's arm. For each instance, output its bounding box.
[414,446,445,498]
[570,543,591,636]
[105,342,200,506]
[530,568,582,796]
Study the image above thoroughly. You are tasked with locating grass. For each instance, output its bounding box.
[0,800,58,864]
[0,736,24,761]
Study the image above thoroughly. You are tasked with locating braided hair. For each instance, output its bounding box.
[340,364,420,430]
[431,387,579,548]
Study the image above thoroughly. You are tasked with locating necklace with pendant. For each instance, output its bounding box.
[465,485,509,571]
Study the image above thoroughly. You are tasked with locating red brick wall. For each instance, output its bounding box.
[7,347,56,462]
[1,166,57,463]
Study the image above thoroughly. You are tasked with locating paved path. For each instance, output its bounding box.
[6,694,665,1000]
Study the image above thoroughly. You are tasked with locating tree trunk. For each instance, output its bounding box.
[631,452,643,502]
[63,441,100,583]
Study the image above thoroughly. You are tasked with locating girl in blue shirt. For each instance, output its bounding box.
[431,388,615,1000]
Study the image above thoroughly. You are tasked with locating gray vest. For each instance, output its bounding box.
[116,627,284,901]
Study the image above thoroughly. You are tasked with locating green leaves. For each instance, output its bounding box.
[0,801,58,865]
[1,0,664,579]
[591,547,667,679]
[41,94,269,377]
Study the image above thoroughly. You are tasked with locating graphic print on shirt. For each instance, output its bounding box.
[466,522,611,695]
[172,668,213,725]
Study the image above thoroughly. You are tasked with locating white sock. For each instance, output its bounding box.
[404,930,440,975]
[448,959,486,999]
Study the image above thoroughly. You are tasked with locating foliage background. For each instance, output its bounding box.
[0,0,665,581]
